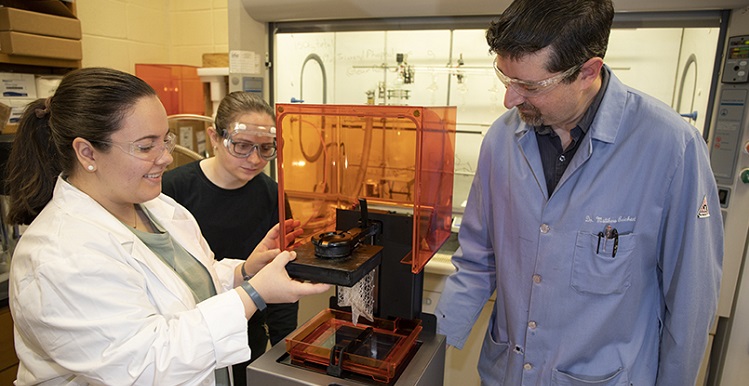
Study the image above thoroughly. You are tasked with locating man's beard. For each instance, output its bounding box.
[517,103,543,126]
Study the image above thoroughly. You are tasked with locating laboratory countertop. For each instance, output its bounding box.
[424,232,458,276]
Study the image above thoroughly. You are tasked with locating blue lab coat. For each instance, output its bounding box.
[435,67,723,385]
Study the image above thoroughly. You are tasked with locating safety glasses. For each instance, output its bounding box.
[94,132,176,162]
[221,122,277,161]
[493,56,582,98]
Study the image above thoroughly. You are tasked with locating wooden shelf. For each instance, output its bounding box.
[0,53,80,73]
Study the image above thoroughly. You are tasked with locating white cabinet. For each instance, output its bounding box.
[423,267,494,386]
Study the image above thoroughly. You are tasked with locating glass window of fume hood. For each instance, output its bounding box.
[274,26,719,214]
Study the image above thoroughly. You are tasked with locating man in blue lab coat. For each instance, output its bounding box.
[434,0,723,384]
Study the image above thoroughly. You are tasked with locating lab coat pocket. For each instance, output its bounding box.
[571,231,634,295]
[551,367,629,386]
[478,316,509,385]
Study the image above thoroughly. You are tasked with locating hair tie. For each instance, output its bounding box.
[34,97,52,118]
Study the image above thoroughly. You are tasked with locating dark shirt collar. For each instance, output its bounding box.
[535,66,610,137]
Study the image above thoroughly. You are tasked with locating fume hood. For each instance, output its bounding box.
[228,0,749,384]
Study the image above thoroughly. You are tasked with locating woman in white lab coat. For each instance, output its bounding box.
[4,67,330,386]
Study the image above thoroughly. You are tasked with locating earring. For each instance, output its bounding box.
[87,165,95,171]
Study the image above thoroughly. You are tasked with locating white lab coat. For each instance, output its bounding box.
[10,176,250,386]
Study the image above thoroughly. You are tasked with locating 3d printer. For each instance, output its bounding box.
[246,104,456,385]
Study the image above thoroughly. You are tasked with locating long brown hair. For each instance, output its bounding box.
[6,67,157,225]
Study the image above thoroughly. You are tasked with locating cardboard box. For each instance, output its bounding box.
[168,118,210,156]
[1,122,17,134]
[0,31,81,60]
[35,75,62,98]
[202,53,228,68]
[0,72,36,98]
[0,97,34,125]
[0,7,81,39]
[0,101,11,132]
[0,1,75,18]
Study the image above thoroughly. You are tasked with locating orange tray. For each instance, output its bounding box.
[285,308,422,383]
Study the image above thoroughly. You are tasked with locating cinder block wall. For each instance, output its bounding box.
[77,0,228,74]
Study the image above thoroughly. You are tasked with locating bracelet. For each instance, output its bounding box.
[241,263,251,281]
[240,281,267,311]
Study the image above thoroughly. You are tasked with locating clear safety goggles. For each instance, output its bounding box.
[221,122,277,160]
[95,132,177,162]
[493,56,582,98]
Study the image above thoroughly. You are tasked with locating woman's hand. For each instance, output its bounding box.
[249,251,330,304]
[242,219,304,278]
[235,250,330,319]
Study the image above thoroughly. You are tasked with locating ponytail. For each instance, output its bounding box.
[5,67,156,225]
[6,98,61,225]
